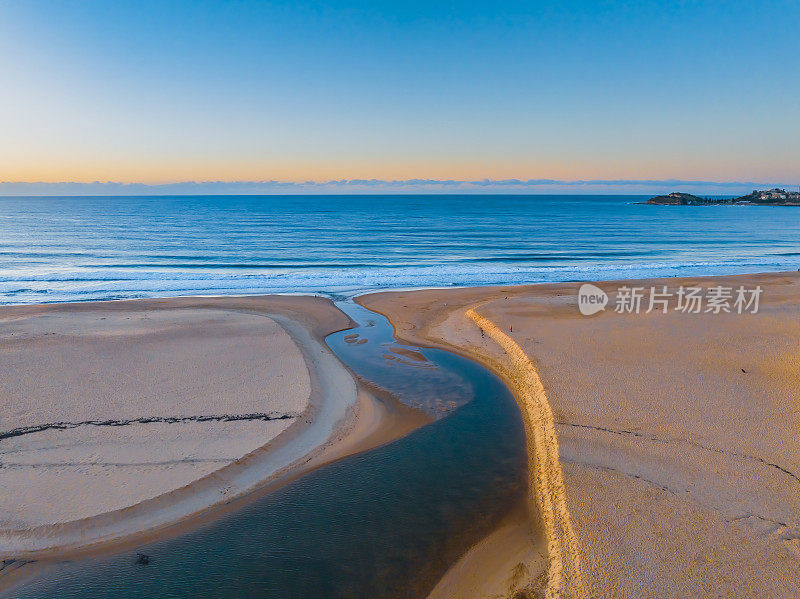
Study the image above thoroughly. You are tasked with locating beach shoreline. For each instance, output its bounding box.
[4,271,800,597]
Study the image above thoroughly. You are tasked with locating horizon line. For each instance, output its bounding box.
[1,178,797,197]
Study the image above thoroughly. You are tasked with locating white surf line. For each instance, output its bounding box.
[466,307,587,599]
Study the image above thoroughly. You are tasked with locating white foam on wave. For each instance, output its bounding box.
[2,257,798,305]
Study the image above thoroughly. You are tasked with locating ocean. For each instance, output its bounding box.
[1,194,799,305]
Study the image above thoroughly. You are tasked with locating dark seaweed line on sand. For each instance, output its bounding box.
[0,412,299,441]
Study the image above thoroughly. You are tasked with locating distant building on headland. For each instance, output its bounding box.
[755,188,798,201]
[647,188,800,206]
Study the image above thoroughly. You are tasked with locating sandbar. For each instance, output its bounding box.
[0,295,425,571]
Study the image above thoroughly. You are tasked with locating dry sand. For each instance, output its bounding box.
[1,306,311,529]
[0,295,425,563]
[360,271,800,598]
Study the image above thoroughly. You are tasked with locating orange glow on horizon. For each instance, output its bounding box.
[1,155,795,186]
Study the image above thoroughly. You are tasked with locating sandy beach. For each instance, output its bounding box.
[3,273,799,597]
[361,271,800,598]
[0,295,427,568]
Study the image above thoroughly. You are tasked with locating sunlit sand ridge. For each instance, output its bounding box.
[466,307,586,599]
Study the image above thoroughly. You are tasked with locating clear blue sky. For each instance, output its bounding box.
[1,0,798,188]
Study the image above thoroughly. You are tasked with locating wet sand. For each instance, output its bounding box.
[0,295,427,568]
[427,505,546,599]
[360,271,800,598]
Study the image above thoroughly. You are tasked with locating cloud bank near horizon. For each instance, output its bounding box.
[0,179,795,196]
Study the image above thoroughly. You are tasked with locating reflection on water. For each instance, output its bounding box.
[12,303,526,599]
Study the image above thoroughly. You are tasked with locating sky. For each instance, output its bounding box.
[1,0,798,194]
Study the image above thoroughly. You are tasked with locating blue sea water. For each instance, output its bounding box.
[1,194,799,305]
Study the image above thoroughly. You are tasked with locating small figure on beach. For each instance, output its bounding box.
[480,328,484,338]
[135,553,151,565]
